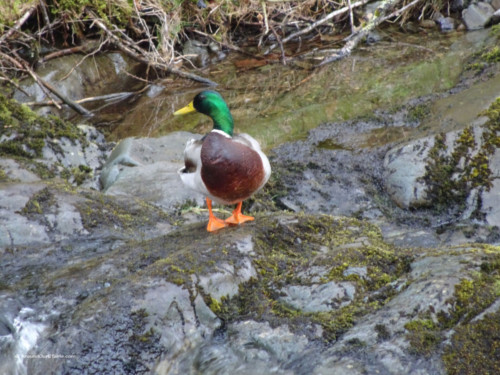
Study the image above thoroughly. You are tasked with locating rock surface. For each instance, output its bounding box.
[462,2,495,30]
[100,132,205,210]
[1,191,498,375]
[436,16,456,31]
[383,136,432,208]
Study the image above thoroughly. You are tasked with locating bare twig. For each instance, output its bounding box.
[0,72,30,97]
[261,0,270,35]
[39,0,54,45]
[348,0,356,34]
[270,25,286,65]
[263,0,371,55]
[24,90,142,107]
[0,51,24,70]
[39,40,102,63]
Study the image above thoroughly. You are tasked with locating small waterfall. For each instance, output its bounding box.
[0,307,46,375]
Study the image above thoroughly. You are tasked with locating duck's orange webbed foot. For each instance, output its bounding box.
[206,198,228,232]
[225,202,254,225]
[207,216,228,232]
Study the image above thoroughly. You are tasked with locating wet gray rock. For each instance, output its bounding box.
[383,136,432,209]
[0,182,53,249]
[2,206,497,375]
[280,281,356,312]
[366,31,383,44]
[482,179,500,225]
[451,0,468,12]
[198,258,257,300]
[310,252,478,375]
[100,132,205,210]
[0,123,110,190]
[436,16,456,31]
[182,40,226,68]
[492,8,500,24]
[0,159,40,183]
[383,122,500,225]
[462,2,495,30]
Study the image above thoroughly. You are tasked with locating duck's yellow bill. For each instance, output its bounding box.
[174,101,196,115]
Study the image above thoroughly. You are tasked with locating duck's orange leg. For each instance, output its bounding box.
[206,198,228,232]
[225,202,254,225]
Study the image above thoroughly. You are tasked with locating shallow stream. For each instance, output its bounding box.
[86,28,498,151]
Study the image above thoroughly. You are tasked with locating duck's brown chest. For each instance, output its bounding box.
[201,132,264,203]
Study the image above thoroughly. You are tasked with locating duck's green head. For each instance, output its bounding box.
[174,90,234,136]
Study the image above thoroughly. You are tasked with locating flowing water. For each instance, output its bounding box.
[0,305,46,375]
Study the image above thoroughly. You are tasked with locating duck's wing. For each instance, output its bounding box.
[232,133,263,151]
[232,133,271,189]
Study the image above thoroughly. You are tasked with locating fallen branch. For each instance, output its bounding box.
[12,50,93,116]
[39,78,94,116]
[24,91,139,107]
[263,0,371,55]
[270,24,286,65]
[89,12,217,86]
[318,0,423,66]
[39,41,101,63]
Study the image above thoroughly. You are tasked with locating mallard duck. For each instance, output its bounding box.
[174,91,271,232]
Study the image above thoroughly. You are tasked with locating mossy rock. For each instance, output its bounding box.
[443,309,500,375]
[0,94,85,159]
[144,212,413,342]
[403,247,500,373]
[421,97,500,213]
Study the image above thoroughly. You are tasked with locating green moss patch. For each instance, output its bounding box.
[0,167,7,182]
[406,103,431,124]
[443,309,500,375]
[229,215,410,341]
[404,319,442,356]
[421,97,500,213]
[21,186,56,216]
[481,46,500,64]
